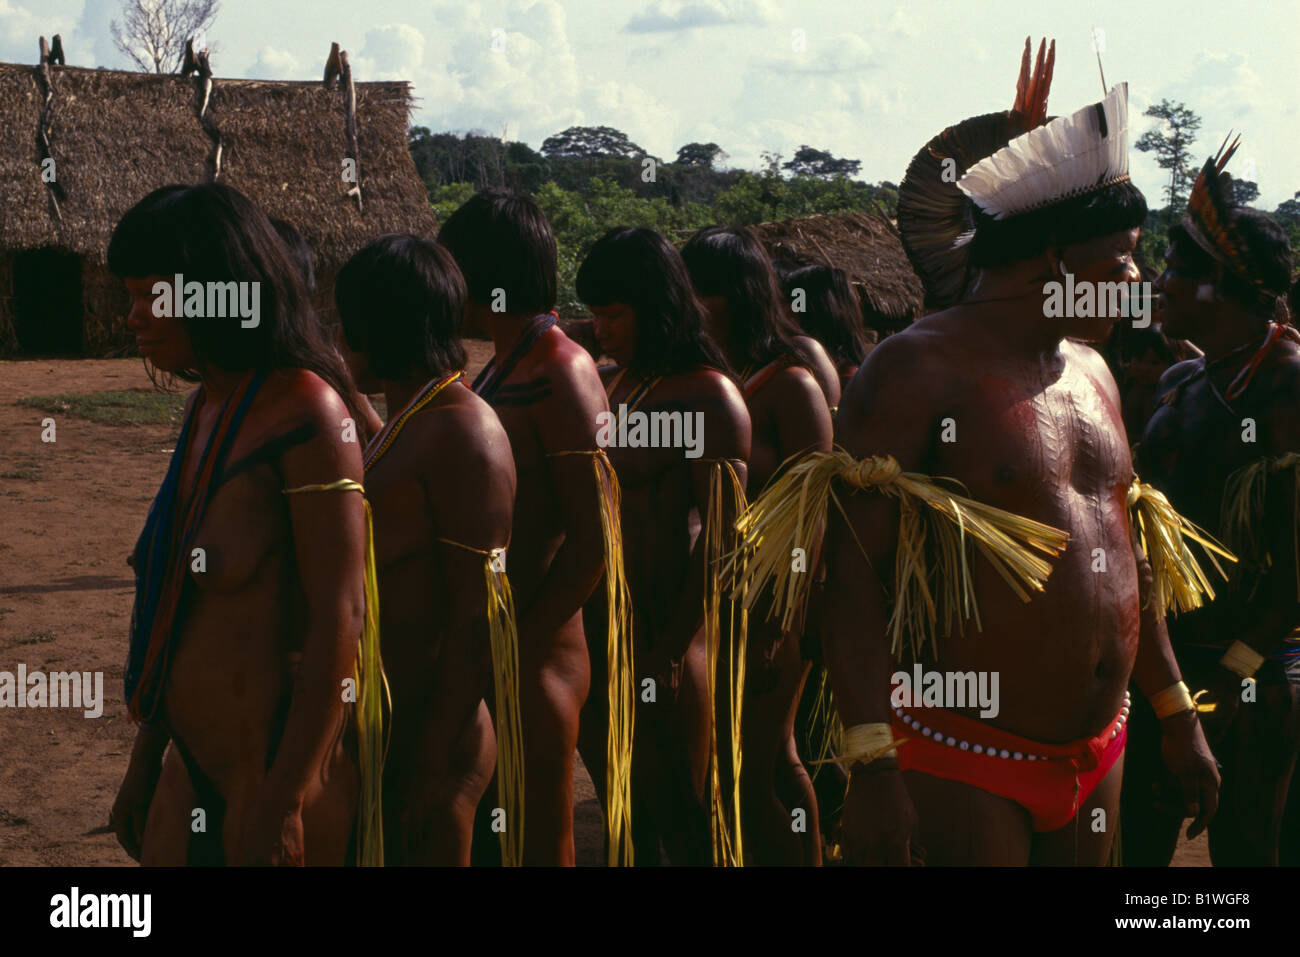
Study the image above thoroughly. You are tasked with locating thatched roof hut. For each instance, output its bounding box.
[749,212,924,330]
[0,57,435,357]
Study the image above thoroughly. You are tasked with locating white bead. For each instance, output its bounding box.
[999,749,1010,759]
[1013,752,1023,760]
[922,727,932,737]
[1027,754,1038,761]
[945,736,956,747]
[959,741,970,750]
[973,744,983,755]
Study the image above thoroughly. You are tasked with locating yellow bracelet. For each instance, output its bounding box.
[1220,640,1265,679]
[1150,680,1195,719]
[841,722,898,768]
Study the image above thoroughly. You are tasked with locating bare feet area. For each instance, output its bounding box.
[0,357,1204,867]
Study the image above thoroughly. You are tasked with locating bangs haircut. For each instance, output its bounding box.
[576,226,729,377]
[968,179,1149,269]
[335,234,468,382]
[681,225,815,372]
[107,182,371,436]
[436,187,557,316]
[782,264,868,366]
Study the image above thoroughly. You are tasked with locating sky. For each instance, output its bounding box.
[2,0,1297,208]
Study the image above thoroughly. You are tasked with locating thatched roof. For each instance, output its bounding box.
[0,60,435,268]
[749,212,923,323]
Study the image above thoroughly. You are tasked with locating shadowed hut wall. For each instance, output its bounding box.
[0,257,16,353]
[0,60,436,357]
[82,263,131,357]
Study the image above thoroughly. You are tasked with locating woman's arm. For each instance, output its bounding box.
[243,375,366,865]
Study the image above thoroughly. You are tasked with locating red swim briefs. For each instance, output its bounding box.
[890,692,1129,832]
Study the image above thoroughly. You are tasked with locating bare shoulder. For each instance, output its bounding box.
[258,368,347,422]
[539,327,601,379]
[423,386,514,475]
[668,366,744,404]
[842,321,950,411]
[233,368,352,456]
[1065,339,1121,401]
[1155,356,1202,394]
[1265,339,1300,391]
[672,367,750,435]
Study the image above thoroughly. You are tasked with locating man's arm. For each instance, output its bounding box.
[1129,535,1221,837]
[822,331,943,865]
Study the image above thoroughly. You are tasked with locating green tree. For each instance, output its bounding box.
[541,125,647,160]
[1135,100,1201,213]
[675,142,727,168]
[782,145,862,180]
[1232,179,1260,206]
[1273,191,1300,252]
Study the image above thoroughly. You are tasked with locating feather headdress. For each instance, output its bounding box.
[1182,134,1269,288]
[896,38,1056,307]
[958,82,1131,221]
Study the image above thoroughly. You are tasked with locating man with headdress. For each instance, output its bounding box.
[1121,139,1300,866]
[731,42,1221,864]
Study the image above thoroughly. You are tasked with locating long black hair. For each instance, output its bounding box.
[576,226,729,377]
[108,183,371,435]
[781,264,868,367]
[681,225,815,372]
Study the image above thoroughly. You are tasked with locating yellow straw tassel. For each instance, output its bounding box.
[283,479,391,867]
[437,538,526,867]
[484,551,525,867]
[726,450,1071,663]
[554,449,635,866]
[703,460,747,867]
[1222,453,1300,600]
[1127,478,1236,617]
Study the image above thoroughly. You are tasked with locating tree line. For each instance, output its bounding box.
[408,125,896,315]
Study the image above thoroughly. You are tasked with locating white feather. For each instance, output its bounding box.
[958,83,1130,220]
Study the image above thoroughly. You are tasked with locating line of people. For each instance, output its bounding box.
[109,40,1299,867]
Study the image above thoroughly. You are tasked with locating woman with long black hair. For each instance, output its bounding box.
[781,263,872,394]
[575,226,751,865]
[108,183,382,866]
[683,225,832,865]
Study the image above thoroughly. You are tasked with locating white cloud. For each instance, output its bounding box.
[248,45,299,80]
[354,23,426,82]
[762,31,874,75]
[624,0,776,34]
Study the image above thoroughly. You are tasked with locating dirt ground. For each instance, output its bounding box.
[0,356,1206,866]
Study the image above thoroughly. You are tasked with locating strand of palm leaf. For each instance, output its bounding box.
[1127,479,1236,617]
[703,460,748,867]
[437,538,526,867]
[725,450,1071,663]
[553,449,635,866]
[282,480,391,866]
[1221,453,1300,600]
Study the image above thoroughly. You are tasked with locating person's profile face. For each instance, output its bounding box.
[589,301,637,367]
[124,275,198,374]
